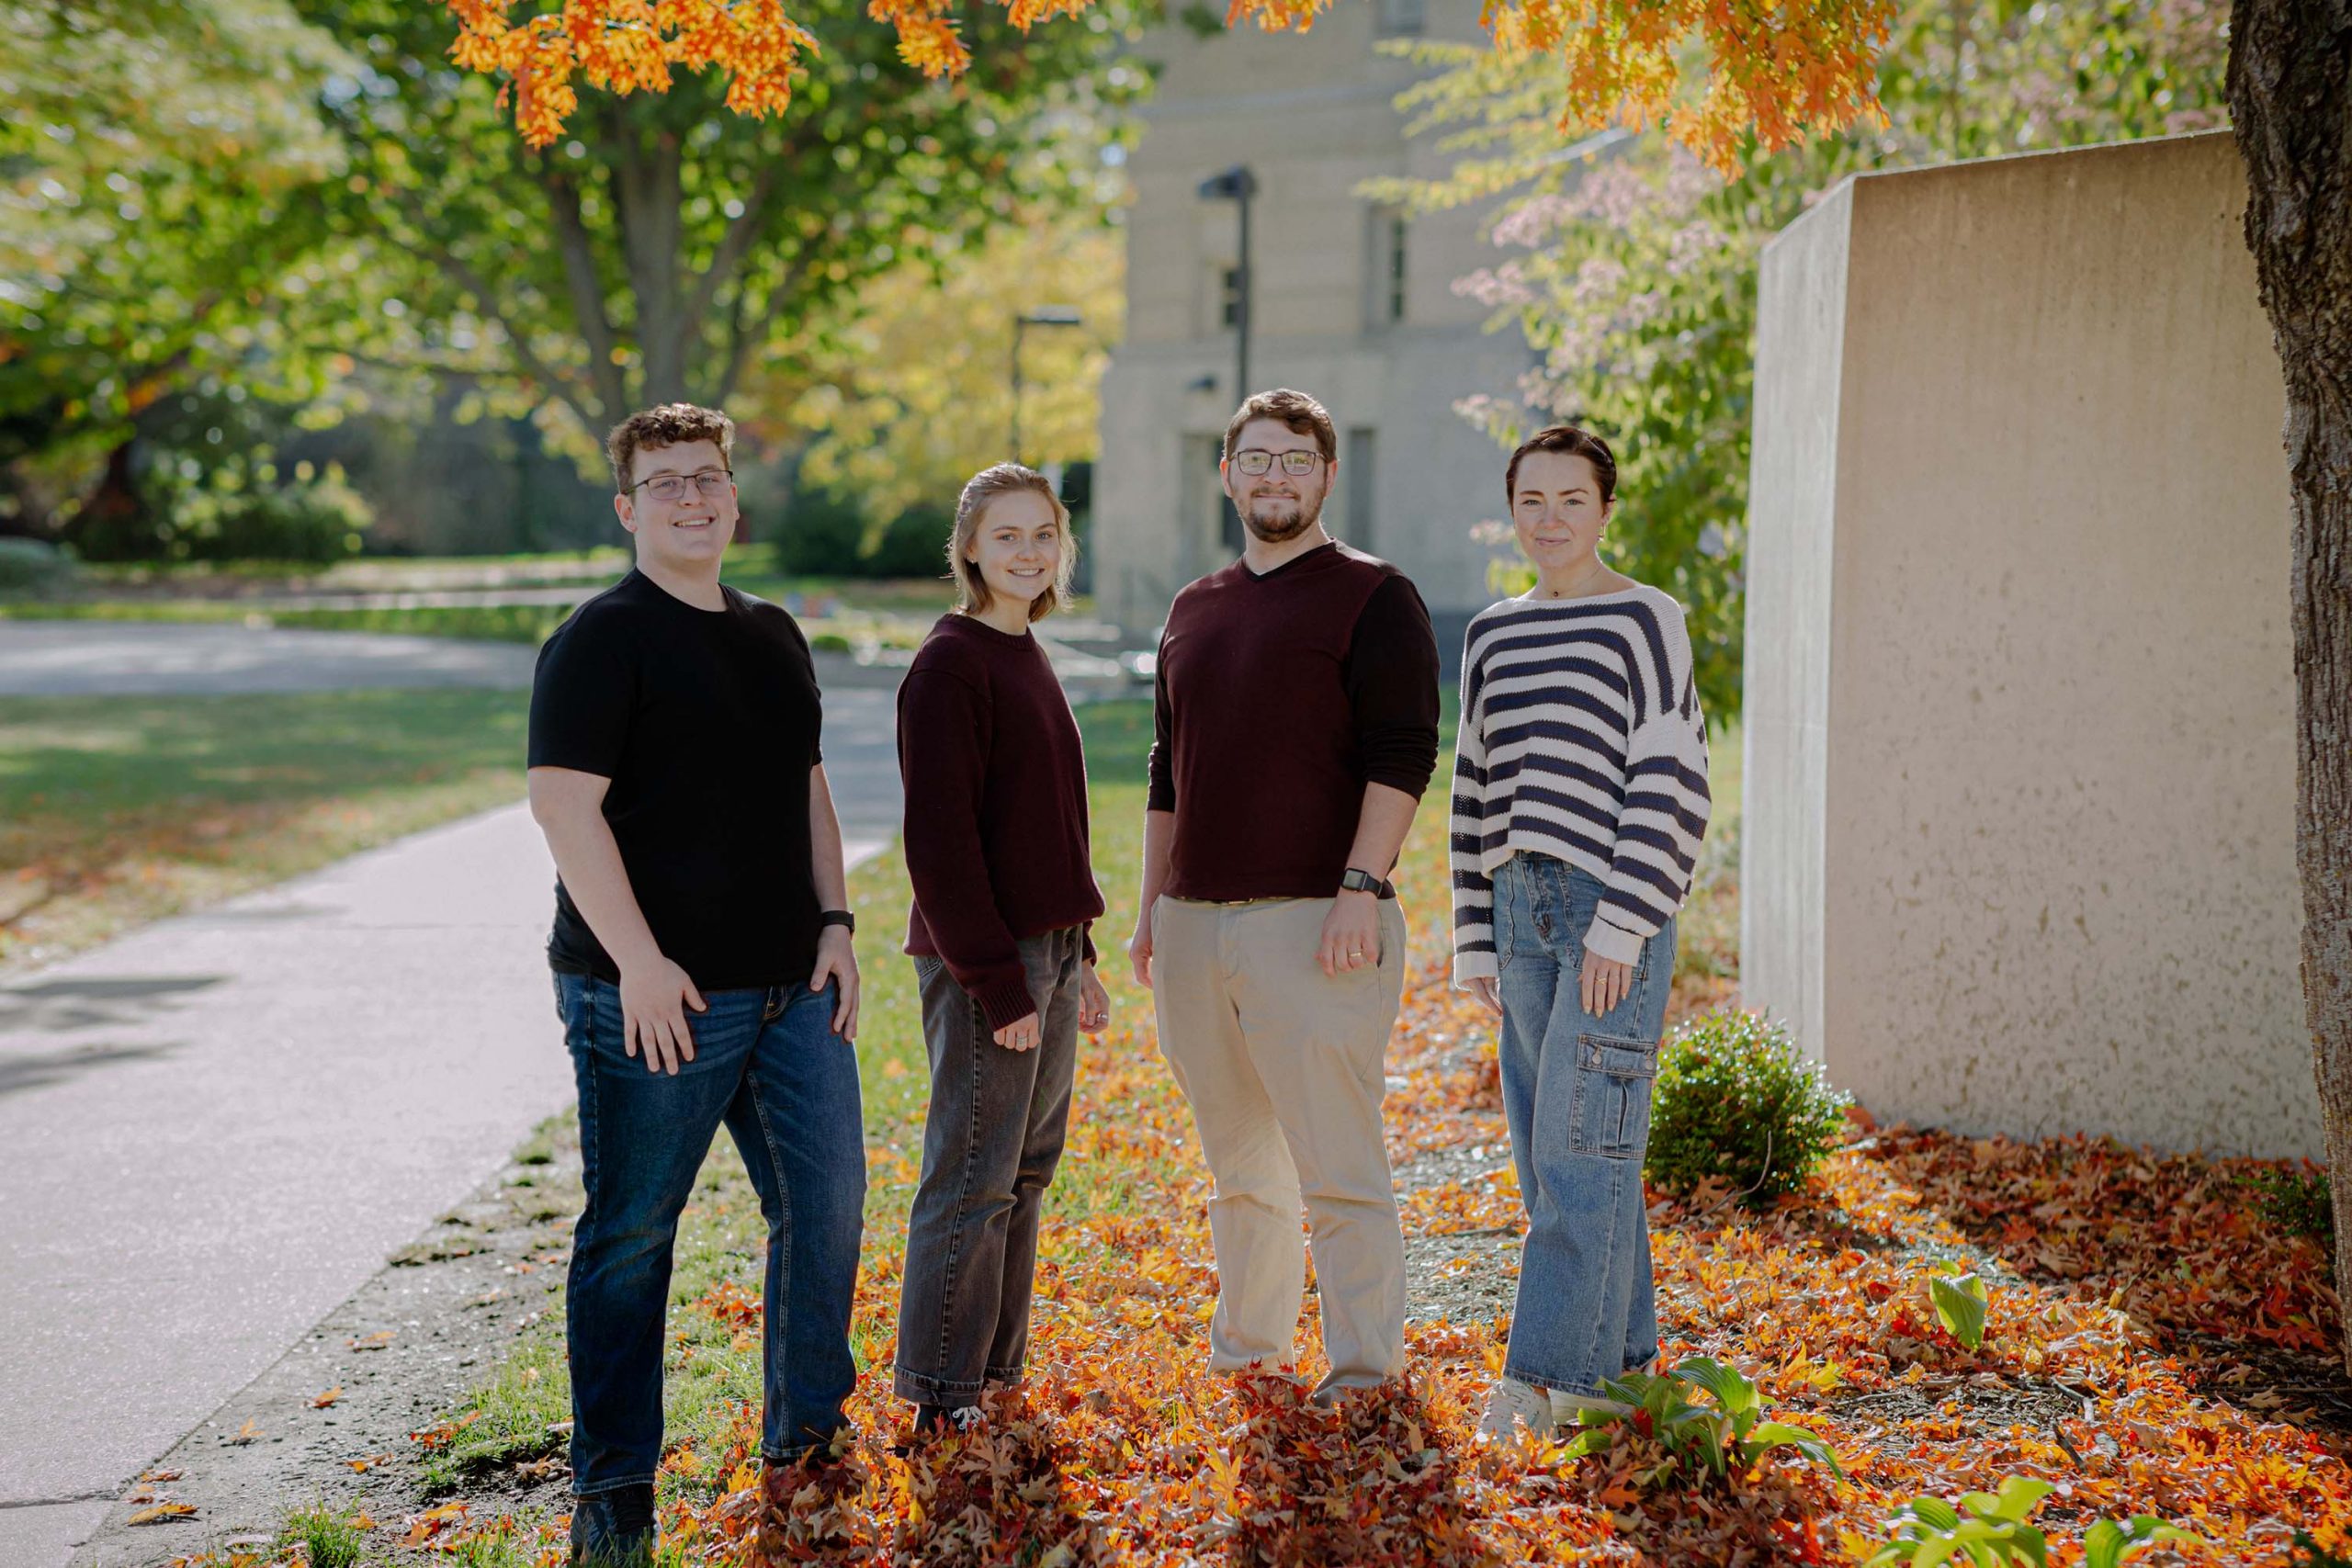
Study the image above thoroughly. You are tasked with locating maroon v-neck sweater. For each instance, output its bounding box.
[899,613,1105,1030]
[1148,540,1442,901]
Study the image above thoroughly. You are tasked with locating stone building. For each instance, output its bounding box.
[1091,0,1534,647]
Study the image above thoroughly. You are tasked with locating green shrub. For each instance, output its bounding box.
[0,538,81,599]
[170,468,373,563]
[1646,1010,1851,1205]
[772,483,952,579]
[2245,1163,2334,1245]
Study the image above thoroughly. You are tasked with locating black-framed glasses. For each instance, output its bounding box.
[1231,449,1324,477]
[628,468,733,502]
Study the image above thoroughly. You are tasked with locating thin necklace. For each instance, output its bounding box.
[1535,558,1608,599]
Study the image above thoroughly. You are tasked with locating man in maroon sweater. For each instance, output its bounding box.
[1128,388,1441,1396]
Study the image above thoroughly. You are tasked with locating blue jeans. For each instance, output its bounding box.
[553,972,865,1493]
[894,926,1085,1404]
[1490,853,1675,1396]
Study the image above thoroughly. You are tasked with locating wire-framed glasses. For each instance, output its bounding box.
[630,468,733,502]
[1231,449,1324,477]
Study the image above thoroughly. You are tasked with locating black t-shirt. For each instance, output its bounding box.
[527,570,824,989]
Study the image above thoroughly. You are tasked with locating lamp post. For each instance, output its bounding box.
[1196,166,1257,409]
[1010,305,1084,467]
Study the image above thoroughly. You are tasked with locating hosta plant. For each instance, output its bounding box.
[1927,1262,1991,1351]
[1864,1476,2195,1568]
[1558,1356,1843,1488]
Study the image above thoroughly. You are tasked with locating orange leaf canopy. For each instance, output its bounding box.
[444,0,1894,169]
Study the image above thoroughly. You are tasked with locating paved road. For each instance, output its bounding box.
[0,621,541,695]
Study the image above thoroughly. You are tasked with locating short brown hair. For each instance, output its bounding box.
[1222,388,1337,465]
[605,403,735,494]
[948,464,1076,624]
[1504,424,1618,509]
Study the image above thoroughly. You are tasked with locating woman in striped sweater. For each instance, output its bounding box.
[1451,425,1713,1441]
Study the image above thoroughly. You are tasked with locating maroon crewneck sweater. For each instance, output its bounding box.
[899,613,1105,1030]
[1148,540,1442,901]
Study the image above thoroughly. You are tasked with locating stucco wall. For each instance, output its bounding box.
[1742,132,2316,1158]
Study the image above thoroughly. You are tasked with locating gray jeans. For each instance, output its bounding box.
[893,925,1084,1404]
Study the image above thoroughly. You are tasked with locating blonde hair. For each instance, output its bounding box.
[948,464,1076,624]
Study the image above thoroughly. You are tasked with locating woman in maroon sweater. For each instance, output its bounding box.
[892,463,1110,1435]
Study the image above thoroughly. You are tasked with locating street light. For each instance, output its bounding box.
[1197,165,1258,411]
[1011,305,1084,467]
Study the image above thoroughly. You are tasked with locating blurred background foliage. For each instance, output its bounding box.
[1,0,1141,572]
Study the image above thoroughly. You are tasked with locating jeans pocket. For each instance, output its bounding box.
[1568,1032,1657,1160]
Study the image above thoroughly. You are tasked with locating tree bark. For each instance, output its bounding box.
[538,159,631,427]
[612,118,688,409]
[2228,0,2352,1371]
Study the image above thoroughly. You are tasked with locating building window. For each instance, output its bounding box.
[1368,210,1408,328]
[1345,428,1376,549]
[1217,265,1242,330]
[1376,0,1424,36]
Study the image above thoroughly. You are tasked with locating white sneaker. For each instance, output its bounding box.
[946,1405,985,1432]
[1474,1376,1557,1442]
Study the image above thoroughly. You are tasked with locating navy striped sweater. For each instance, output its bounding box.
[1450,586,1713,983]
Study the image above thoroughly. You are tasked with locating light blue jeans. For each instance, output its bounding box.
[1491,852,1675,1395]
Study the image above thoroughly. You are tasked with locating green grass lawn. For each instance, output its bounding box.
[3,547,970,648]
[0,688,528,971]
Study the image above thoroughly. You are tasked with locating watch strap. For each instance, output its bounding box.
[819,908,856,932]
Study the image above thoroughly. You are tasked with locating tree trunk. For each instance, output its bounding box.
[613,119,688,410]
[67,437,146,558]
[2228,0,2352,1371]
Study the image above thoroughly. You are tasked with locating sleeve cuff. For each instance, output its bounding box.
[974,970,1041,1033]
[1580,917,1646,967]
[1364,765,1434,800]
[1453,951,1498,986]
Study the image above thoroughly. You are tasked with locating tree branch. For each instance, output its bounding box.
[538,157,632,422]
[387,187,605,437]
[711,253,814,406]
[684,157,786,331]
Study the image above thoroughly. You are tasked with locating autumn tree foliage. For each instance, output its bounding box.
[441,0,1898,170]
[322,0,1126,445]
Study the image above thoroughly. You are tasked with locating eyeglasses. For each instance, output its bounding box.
[1231,449,1325,477]
[628,468,733,503]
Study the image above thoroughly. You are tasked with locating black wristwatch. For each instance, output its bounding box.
[1338,867,1394,897]
[819,908,856,933]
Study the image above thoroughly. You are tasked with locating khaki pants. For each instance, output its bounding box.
[1150,894,1409,1393]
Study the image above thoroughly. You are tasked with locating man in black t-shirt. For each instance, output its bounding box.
[526,403,865,1568]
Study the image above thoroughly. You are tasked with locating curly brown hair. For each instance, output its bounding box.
[605,403,735,494]
[1221,388,1337,465]
[949,464,1076,623]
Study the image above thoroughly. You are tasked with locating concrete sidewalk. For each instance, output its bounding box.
[0,806,572,1565]
[0,804,899,1568]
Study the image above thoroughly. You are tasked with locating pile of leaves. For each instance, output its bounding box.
[608,951,2351,1566]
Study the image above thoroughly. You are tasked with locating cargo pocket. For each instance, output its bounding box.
[1568,1032,1657,1160]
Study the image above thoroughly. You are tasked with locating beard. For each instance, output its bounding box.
[1238,486,1323,544]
